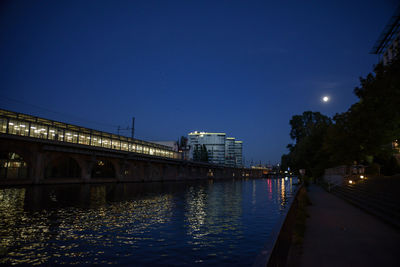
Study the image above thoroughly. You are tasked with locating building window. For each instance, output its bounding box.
[92,136,102,147]
[8,120,29,136]
[78,133,91,145]
[121,142,129,151]
[0,152,28,179]
[112,139,120,150]
[64,130,78,143]
[30,124,48,139]
[129,143,136,152]
[0,118,7,133]
[102,137,112,149]
[48,127,64,141]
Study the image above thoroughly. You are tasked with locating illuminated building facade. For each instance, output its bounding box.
[188,131,243,166]
[188,132,226,165]
[0,109,181,160]
[234,141,243,167]
[225,137,236,167]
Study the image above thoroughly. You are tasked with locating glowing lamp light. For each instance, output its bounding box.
[322,96,330,102]
[349,180,353,184]
[360,175,364,179]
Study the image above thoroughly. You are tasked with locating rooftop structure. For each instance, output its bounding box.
[371,5,400,64]
[0,109,181,159]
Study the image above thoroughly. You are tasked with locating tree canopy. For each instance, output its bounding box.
[282,54,400,177]
[282,111,332,178]
[193,144,209,163]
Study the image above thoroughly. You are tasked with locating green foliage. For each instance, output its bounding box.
[283,111,332,178]
[324,55,400,170]
[283,53,400,176]
[366,163,381,175]
[289,111,332,143]
[193,144,209,162]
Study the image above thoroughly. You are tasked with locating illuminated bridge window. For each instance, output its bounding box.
[0,152,28,179]
[0,109,181,160]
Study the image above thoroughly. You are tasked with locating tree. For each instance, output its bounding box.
[200,145,209,162]
[284,53,400,176]
[193,144,208,163]
[323,54,400,172]
[284,111,332,178]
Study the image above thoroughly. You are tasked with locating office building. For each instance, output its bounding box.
[225,137,236,167]
[234,141,243,167]
[188,131,243,166]
[188,132,226,165]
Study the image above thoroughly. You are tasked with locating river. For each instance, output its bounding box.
[0,177,298,266]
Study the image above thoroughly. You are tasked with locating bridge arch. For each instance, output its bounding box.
[44,156,82,179]
[91,159,116,178]
[0,152,29,179]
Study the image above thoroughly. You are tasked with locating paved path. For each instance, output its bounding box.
[299,185,400,267]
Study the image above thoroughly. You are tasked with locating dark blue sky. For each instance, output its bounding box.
[0,0,397,165]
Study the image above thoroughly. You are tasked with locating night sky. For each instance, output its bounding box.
[0,0,397,165]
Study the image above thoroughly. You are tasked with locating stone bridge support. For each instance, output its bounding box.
[0,135,263,185]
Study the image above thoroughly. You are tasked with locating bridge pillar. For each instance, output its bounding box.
[177,164,187,179]
[131,161,143,181]
[32,151,45,184]
[150,163,161,181]
[143,162,151,181]
[163,164,177,181]
[82,156,96,182]
[113,159,123,182]
[200,167,207,179]
[119,159,131,181]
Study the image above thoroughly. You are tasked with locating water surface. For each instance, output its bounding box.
[0,178,298,266]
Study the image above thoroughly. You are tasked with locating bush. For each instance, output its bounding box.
[366,163,380,175]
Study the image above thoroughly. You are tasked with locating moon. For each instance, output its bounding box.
[322,96,330,102]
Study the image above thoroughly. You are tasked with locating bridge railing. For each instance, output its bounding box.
[0,109,181,160]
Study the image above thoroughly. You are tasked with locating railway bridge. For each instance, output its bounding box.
[0,109,262,185]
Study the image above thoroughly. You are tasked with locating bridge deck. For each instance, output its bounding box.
[0,109,180,160]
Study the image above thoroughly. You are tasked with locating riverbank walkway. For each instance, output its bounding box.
[299,184,400,267]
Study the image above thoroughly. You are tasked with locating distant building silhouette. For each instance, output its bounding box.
[371,5,400,65]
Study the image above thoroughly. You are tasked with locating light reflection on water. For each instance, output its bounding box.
[0,178,298,266]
